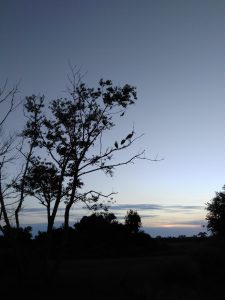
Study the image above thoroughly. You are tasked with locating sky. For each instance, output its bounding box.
[1,0,225,236]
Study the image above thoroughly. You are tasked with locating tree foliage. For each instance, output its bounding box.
[206,185,225,236]
[125,209,142,234]
[75,212,117,231]
[17,70,148,239]
[33,210,156,259]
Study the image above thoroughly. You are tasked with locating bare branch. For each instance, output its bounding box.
[78,150,145,178]
[0,81,20,127]
[79,190,117,199]
[78,134,145,173]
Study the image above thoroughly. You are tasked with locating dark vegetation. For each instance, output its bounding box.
[1,74,225,299]
[206,184,225,236]
[1,210,225,299]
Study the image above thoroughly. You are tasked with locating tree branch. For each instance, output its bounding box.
[78,150,146,177]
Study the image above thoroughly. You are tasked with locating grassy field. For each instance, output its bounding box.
[1,237,225,299]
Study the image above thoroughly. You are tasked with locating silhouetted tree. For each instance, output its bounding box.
[21,68,151,242]
[0,80,19,234]
[3,226,32,243]
[74,212,118,234]
[0,81,37,233]
[125,209,142,234]
[0,81,35,281]
[72,211,156,258]
[206,185,225,236]
[11,98,43,229]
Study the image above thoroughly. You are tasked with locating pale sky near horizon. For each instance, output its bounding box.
[1,0,225,236]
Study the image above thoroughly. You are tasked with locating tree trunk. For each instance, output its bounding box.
[64,203,72,232]
[0,173,11,230]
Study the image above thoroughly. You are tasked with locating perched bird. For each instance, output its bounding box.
[120,111,125,117]
[121,139,126,145]
[114,141,118,149]
[126,131,134,140]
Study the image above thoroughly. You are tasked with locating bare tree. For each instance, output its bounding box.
[12,98,43,229]
[0,81,19,233]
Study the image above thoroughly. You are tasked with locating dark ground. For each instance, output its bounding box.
[1,237,225,299]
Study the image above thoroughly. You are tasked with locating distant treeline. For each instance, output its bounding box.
[0,210,161,259]
[0,210,210,261]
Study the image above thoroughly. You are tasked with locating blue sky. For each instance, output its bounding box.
[1,0,225,236]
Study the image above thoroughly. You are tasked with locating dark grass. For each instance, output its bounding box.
[1,237,225,299]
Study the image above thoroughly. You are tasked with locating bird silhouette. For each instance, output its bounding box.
[121,139,126,145]
[114,141,118,149]
[120,111,125,117]
[126,131,134,140]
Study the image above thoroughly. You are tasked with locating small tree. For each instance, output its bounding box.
[206,185,225,236]
[125,209,142,234]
